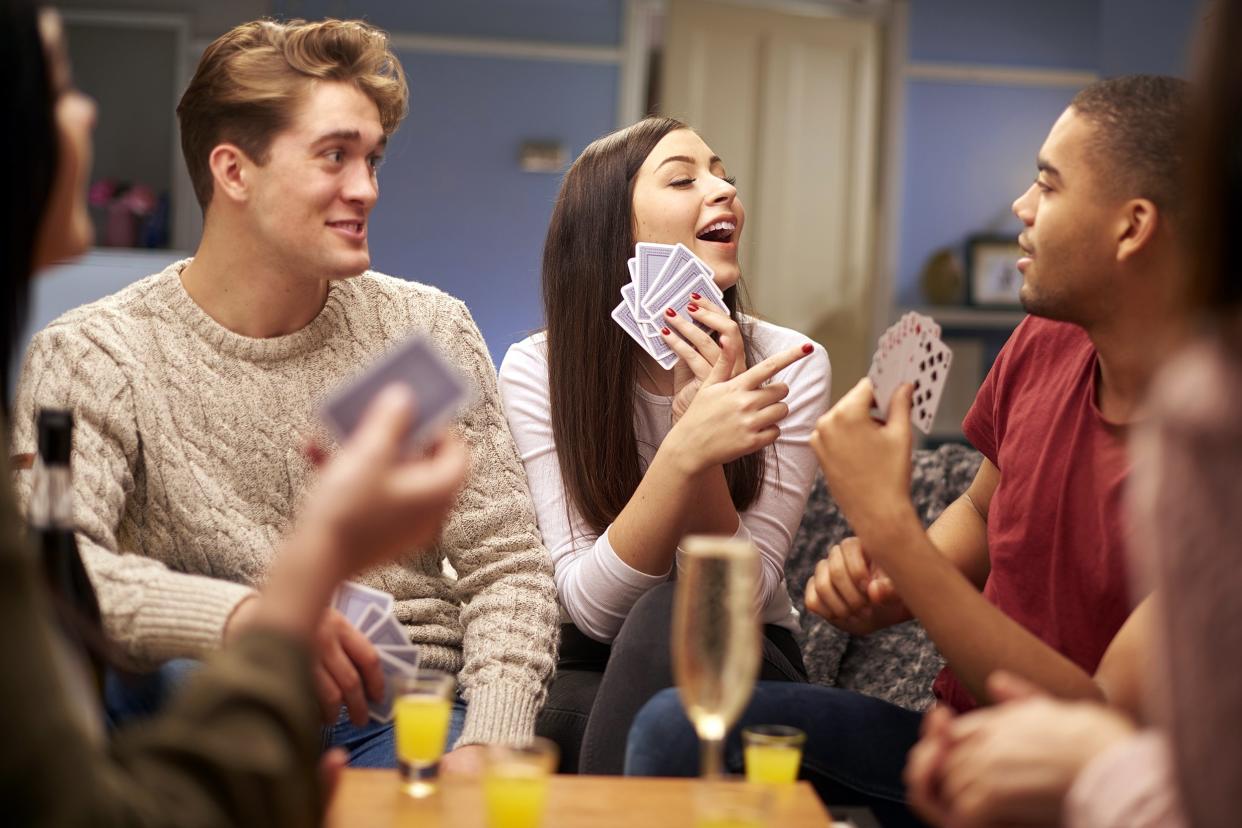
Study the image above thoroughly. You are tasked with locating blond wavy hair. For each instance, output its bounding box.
[177,18,408,210]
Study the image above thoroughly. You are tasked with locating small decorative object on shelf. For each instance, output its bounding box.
[88,178,169,249]
[919,246,964,305]
[965,234,1024,309]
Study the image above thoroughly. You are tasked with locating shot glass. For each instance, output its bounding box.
[742,724,806,785]
[484,737,559,828]
[393,669,455,798]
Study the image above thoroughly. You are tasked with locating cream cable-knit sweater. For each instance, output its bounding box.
[12,260,558,747]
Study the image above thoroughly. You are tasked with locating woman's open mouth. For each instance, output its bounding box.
[696,220,736,244]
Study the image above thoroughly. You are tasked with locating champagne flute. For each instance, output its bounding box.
[671,535,762,778]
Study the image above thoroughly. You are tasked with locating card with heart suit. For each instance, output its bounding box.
[867,311,952,434]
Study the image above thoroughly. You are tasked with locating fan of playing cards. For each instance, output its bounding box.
[611,242,725,368]
[332,581,422,723]
[869,311,953,435]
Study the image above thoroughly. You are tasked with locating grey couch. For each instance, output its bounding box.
[783,443,983,711]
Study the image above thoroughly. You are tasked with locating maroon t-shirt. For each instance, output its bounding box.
[932,316,1133,712]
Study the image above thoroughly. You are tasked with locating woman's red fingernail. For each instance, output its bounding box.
[661,327,671,336]
[802,343,814,354]
[666,307,676,317]
[687,303,699,312]
[691,292,701,300]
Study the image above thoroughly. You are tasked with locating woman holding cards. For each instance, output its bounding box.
[499,116,831,773]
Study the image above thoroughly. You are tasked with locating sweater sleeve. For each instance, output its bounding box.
[1,446,324,828]
[429,301,559,748]
[498,339,669,644]
[12,326,255,666]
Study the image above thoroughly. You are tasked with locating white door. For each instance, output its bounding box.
[661,0,882,397]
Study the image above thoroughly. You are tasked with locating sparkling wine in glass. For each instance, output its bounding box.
[671,535,761,778]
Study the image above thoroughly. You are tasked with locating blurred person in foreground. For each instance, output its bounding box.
[0,0,468,822]
[904,4,1242,826]
[11,15,558,770]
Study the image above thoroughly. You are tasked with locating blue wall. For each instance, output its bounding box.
[368,52,617,357]
[275,0,623,363]
[277,0,621,45]
[896,0,1206,306]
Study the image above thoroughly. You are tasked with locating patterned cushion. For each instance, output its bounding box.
[784,443,983,711]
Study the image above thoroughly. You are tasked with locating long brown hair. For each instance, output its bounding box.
[542,116,764,534]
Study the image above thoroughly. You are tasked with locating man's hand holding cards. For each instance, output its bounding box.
[868,312,953,434]
[332,581,424,723]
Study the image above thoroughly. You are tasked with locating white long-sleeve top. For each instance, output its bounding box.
[498,319,831,643]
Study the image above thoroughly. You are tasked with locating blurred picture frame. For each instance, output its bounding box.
[965,235,1024,308]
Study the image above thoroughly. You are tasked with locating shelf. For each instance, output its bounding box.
[896,305,1025,330]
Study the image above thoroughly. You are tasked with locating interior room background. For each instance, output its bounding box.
[21,0,1203,441]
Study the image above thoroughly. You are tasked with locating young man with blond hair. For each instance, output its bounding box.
[13,18,558,770]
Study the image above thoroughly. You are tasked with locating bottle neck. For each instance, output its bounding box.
[29,458,73,531]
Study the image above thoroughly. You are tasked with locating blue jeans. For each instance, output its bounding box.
[105,660,467,768]
[625,682,927,828]
[104,659,199,727]
[322,695,468,768]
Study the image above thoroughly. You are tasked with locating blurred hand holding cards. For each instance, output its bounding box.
[611,242,726,367]
[868,312,953,435]
[332,581,423,722]
[320,335,475,454]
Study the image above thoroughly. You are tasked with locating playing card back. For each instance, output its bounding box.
[320,335,474,453]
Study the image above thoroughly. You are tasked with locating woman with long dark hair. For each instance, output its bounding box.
[0,1,468,822]
[500,117,831,772]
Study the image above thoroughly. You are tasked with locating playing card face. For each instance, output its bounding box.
[868,313,952,428]
[320,336,474,453]
[367,613,409,648]
[368,649,416,723]
[333,582,394,628]
[869,326,911,417]
[910,337,953,434]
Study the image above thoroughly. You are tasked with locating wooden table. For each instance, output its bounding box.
[329,770,836,827]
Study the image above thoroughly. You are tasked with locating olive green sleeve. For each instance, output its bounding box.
[1,449,326,827]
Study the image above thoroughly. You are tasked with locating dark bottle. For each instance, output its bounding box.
[30,409,105,684]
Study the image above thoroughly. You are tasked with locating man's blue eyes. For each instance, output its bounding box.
[325,151,383,170]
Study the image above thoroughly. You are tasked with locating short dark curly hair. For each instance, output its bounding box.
[1070,74,1190,224]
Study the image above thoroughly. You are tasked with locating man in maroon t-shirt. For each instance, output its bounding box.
[622,75,1188,828]
[809,75,1187,814]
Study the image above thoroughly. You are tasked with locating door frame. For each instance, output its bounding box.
[620,0,910,370]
